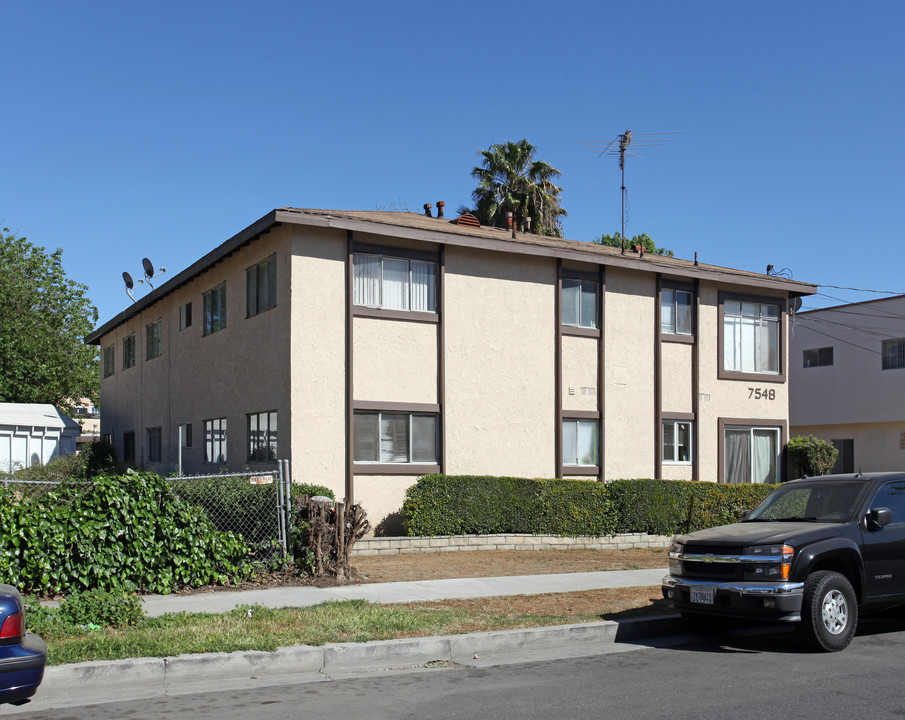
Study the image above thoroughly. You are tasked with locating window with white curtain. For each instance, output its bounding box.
[353,411,438,464]
[562,419,599,466]
[352,254,436,312]
[663,420,692,463]
[724,426,780,483]
[561,278,599,329]
[661,288,693,335]
[723,300,779,374]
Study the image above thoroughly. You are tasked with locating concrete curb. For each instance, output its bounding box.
[39,615,684,702]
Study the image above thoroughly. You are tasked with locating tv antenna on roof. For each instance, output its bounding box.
[577,130,681,253]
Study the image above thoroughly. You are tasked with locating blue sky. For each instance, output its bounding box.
[4,1,904,325]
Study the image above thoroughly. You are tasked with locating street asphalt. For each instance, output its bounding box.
[18,567,682,714]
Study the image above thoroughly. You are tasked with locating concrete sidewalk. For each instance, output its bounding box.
[21,568,677,714]
[138,567,669,617]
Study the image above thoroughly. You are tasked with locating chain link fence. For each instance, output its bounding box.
[166,460,292,554]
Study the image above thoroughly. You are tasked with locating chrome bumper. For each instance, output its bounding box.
[662,575,804,597]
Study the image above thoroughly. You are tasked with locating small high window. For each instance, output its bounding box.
[122,333,136,369]
[146,320,162,360]
[179,302,192,331]
[661,288,693,335]
[882,338,905,370]
[803,347,833,368]
[203,283,227,336]
[103,345,115,378]
[561,279,599,329]
[663,420,693,463]
[247,255,277,317]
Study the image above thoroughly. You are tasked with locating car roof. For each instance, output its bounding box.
[784,472,905,486]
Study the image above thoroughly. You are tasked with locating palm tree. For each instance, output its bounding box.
[467,139,566,237]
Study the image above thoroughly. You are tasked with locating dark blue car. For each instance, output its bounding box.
[0,584,46,706]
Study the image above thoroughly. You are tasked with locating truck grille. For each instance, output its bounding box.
[684,544,744,556]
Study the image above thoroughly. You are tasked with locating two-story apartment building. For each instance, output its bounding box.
[86,207,815,528]
[790,295,905,473]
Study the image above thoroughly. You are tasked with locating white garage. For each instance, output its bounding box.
[0,404,81,474]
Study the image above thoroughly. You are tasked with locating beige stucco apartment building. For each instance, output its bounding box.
[790,295,905,473]
[86,208,815,529]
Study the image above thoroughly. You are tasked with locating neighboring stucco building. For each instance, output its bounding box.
[790,295,905,473]
[0,403,81,473]
[86,207,815,528]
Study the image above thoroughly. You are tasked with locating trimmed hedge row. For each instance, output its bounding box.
[401,475,614,537]
[402,475,778,537]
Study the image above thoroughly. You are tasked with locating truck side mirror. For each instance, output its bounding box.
[740,509,751,519]
[868,507,893,530]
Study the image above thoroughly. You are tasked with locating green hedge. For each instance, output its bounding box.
[0,470,254,595]
[402,475,777,538]
[402,474,614,536]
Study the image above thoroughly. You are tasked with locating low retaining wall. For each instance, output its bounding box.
[353,532,672,557]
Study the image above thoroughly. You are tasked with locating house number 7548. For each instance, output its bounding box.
[748,388,776,400]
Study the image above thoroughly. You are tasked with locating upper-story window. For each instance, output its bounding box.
[561,279,599,329]
[145,320,162,360]
[122,333,136,369]
[803,346,833,368]
[103,345,115,378]
[203,283,227,336]
[179,302,192,331]
[661,288,692,335]
[352,254,437,312]
[882,338,905,370]
[247,255,277,317]
[722,298,780,375]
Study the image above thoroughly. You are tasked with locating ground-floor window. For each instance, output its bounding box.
[725,425,780,483]
[122,431,135,466]
[146,427,162,463]
[247,411,277,462]
[562,418,599,466]
[353,411,439,464]
[204,418,226,464]
[663,420,693,463]
[832,439,854,474]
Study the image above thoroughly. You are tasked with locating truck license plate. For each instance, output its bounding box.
[691,586,716,604]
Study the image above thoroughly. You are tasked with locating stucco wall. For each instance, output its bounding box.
[562,335,599,413]
[791,422,905,473]
[353,317,437,404]
[661,342,693,414]
[288,226,347,500]
[604,268,655,479]
[444,247,556,477]
[99,228,292,475]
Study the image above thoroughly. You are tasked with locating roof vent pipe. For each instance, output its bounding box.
[436,201,445,218]
[525,216,532,233]
[423,203,433,217]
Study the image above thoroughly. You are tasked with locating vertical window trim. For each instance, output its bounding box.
[717,292,786,382]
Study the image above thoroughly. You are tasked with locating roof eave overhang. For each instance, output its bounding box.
[85,208,817,344]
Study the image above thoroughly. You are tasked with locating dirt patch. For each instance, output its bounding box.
[353,547,668,583]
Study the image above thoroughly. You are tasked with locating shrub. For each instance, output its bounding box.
[58,589,144,628]
[402,475,614,537]
[0,470,254,595]
[788,435,838,477]
[11,440,118,483]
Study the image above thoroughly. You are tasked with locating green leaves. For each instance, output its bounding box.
[0,227,99,405]
[0,470,254,595]
[787,435,838,477]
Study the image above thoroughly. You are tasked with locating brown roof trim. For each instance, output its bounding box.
[85,207,817,344]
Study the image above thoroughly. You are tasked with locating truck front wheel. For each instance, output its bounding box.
[798,570,857,652]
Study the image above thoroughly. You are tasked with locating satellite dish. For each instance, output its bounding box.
[791,297,803,313]
[122,271,136,303]
[142,257,155,279]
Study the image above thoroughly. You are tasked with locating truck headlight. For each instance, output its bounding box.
[668,541,684,574]
[744,544,794,580]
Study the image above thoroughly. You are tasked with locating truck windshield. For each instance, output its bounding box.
[745,482,867,523]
